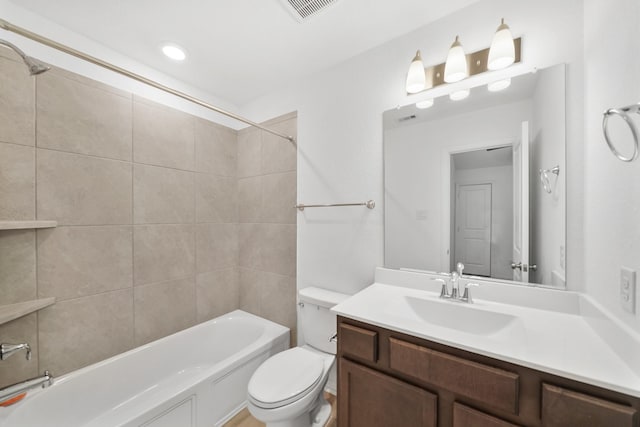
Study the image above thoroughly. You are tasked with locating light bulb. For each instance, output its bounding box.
[416,99,434,109]
[444,36,468,83]
[488,19,515,70]
[449,89,470,101]
[488,78,512,92]
[406,50,426,93]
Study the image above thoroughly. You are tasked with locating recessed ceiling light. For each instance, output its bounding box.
[161,43,187,61]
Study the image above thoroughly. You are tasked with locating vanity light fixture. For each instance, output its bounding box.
[488,19,516,70]
[404,20,521,96]
[415,99,434,109]
[444,36,468,83]
[488,78,511,92]
[449,89,470,101]
[406,50,426,93]
[161,43,187,61]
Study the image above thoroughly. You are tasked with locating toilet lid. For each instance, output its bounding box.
[248,347,324,409]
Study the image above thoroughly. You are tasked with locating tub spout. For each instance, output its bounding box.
[0,370,53,403]
[0,343,31,361]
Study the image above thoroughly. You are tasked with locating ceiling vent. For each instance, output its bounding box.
[279,0,341,22]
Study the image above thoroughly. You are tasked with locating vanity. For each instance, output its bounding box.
[332,268,640,427]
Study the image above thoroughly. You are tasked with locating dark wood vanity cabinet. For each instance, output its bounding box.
[337,316,640,427]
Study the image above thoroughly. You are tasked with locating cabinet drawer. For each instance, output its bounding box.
[339,323,378,362]
[542,383,638,427]
[389,337,519,414]
[453,403,520,427]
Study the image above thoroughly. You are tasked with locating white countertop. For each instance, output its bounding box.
[332,268,640,398]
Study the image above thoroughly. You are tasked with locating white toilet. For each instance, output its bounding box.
[247,287,348,427]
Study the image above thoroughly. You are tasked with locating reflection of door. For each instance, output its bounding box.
[512,121,530,282]
[454,183,492,276]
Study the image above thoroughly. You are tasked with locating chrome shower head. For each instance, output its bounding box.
[0,39,50,75]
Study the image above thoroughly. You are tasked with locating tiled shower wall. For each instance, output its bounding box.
[0,48,297,387]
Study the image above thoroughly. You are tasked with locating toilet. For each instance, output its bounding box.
[247,287,348,427]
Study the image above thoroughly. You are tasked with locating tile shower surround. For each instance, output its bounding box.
[0,49,297,387]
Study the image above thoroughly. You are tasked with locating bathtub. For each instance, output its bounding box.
[0,310,289,427]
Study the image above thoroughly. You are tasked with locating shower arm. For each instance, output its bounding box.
[0,18,295,143]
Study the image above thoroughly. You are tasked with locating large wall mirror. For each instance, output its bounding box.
[384,64,566,288]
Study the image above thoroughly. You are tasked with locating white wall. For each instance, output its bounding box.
[384,100,530,273]
[241,0,585,298]
[454,165,513,280]
[530,65,566,286]
[583,0,640,330]
[0,0,244,129]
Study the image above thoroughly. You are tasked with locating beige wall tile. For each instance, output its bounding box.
[196,223,238,273]
[196,174,237,223]
[196,268,239,322]
[134,224,195,285]
[37,149,132,225]
[134,164,195,224]
[262,172,296,224]
[133,98,195,170]
[38,289,134,376]
[237,128,261,178]
[262,224,296,277]
[239,268,262,316]
[37,226,133,300]
[0,230,36,304]
[238,223,263,270]
[0,57,34,146]
[37,71,132,160]
[134,278,196,345]
[261,118,297,175]
[238,176,261,223]
[0,314,38,388]
[0,142,34,221]
[195,119,237,176]
[261,272,297,331]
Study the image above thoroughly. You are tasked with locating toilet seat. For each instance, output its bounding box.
[248,347,325,409]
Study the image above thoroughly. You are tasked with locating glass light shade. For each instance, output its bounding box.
[406,50,426,93]
[161,43,187,61]
[416,99,434,109]
[449,89,470,101]
[444,36,468,83]
[488,19,515,70]
[488,78,512,92]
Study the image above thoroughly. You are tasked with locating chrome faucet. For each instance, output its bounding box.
[1,343,31,361]
[433,262,479,303]
[0,371,53,402]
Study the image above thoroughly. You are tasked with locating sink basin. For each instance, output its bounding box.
[393,296,519,335]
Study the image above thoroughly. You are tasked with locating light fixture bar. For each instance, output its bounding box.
[407,37,521,95]
[0,18,295,143]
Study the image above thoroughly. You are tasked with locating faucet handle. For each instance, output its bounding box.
[461,283,480,303]
[431,278,449,298]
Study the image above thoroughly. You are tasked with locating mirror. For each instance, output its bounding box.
[383,64,566,287]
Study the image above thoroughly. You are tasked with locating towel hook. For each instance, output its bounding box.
[602,104,640,162]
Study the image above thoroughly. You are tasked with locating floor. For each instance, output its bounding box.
[224,392,337,427]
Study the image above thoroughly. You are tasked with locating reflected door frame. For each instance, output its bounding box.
[440,138,514,274]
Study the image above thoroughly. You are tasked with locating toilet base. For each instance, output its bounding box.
[260,392,332,427]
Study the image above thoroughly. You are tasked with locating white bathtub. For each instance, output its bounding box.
[0,310,289,427]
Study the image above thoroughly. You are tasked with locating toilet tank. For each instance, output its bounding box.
[298,287,349,354]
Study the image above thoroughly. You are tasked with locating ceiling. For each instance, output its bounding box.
[11,0,480,105]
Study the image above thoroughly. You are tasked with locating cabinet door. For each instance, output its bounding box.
[338,358,437,427]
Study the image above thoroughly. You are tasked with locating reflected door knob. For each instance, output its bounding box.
[510,262,522,270]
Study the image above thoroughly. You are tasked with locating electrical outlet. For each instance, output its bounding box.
[620,267,636,314]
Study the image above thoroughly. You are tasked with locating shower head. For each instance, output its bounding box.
[0,39,50,75]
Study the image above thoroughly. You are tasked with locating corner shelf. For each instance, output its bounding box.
[0,298,56,325]
[0,220,57,230]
